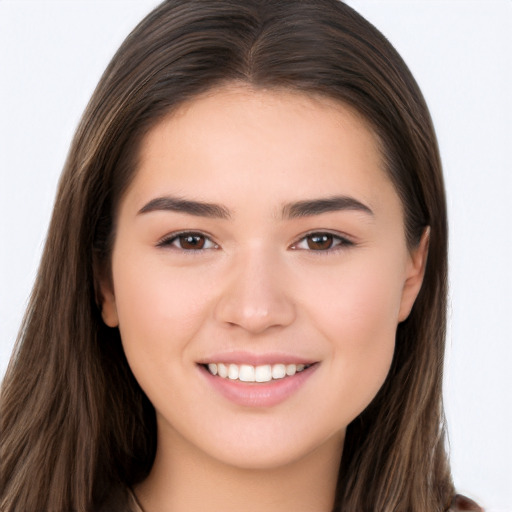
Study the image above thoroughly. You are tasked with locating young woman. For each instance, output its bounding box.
[0,1,483,511]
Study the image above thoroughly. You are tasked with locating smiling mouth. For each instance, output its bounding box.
[202,362,314,383]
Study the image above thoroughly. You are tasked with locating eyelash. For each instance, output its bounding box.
[157,231,219,251]
[290,231,354,253]
[157,231,354,253]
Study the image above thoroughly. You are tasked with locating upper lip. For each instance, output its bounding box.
[196,351,317,366]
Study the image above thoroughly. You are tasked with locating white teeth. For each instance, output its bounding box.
[228,364,239,380]
[239,364,255,382]
[206,362,310,382]
[286,364,296,376]
[272,364,286,379]
[217,363,228,378]
[255,365,272,383]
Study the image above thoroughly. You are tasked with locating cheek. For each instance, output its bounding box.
[110,254,213,378]
[300,256,405,413]
[303,252,405,341]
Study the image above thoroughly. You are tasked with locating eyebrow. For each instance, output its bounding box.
[282,195,374,219]
[137,194,373,220]
[138,196,231,219]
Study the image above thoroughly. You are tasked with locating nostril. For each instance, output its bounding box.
[213,274,296,333]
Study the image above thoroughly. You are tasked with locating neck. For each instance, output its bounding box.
[135,424,343,512]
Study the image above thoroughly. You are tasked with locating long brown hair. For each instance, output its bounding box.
[1,1,453,510]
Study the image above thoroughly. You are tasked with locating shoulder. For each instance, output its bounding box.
[449,494,484,512]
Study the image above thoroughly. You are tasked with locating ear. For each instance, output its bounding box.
[93,257,119,328]
[398,227,430,322]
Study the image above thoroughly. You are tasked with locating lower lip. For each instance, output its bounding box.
[198,364,318,408]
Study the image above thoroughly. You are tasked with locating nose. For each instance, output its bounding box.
[214,246,296,334]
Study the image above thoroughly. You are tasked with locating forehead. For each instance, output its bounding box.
[127,85,398,219]
[142,85,381,161]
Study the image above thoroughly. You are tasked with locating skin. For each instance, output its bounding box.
[99,85,428,512]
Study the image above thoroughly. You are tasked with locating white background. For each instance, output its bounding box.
[0,1,510,510]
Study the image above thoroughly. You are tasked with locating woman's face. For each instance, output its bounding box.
[100,86,427,470]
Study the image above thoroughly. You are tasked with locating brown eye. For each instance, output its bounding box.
[291,232,353,252]
[306,233,334,250]
[158,232,217,250]
[178,234,206,250]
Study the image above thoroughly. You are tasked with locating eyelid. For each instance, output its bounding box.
[289,230,355,251]
[156,230,219,250]
[156,229,354,252]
